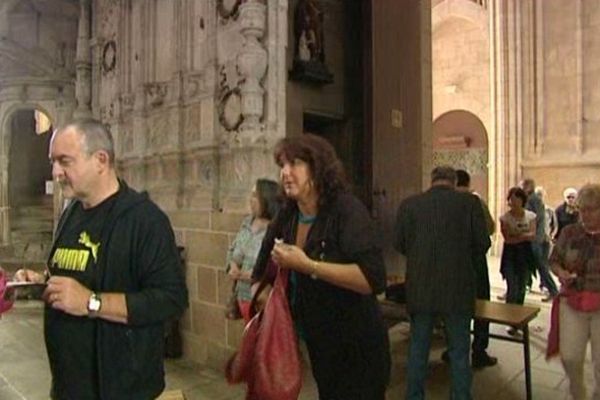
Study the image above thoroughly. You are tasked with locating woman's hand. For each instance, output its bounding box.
[227,263,241,280]
[554,266,577,286]
[271,242,311,273]
[251,282,272,312]
[14,269,45,283]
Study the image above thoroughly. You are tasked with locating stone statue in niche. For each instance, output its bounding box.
[290,0,333,84]
[296,0,322,62]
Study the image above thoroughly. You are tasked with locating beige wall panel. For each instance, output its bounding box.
[155,1,174,81]
[196,266,217,303]
[211,211,245,233]
[186,231,229,268]
[542,0,579,155]
[190,301,226,341]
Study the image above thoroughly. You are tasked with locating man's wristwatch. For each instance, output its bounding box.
[87,292,102,317]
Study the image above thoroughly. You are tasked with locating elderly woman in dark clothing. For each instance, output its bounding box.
[251,134,390,400]
[555,187,579,241]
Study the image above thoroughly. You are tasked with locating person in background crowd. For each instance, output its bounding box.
[548,184,600,400]
[555,187,579,241]
[14,119,188,400]
[500,187,536,327]
[522,179,557,299]
[226,178,279,323]
[535,186,559,302]
[252,134,390,399]
[396,166,490,399]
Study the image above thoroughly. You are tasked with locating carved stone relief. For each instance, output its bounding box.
[233,151,251,183]
[101,40,117,75]
[433,149,488,175]
[217,0,242,22]
[119,92,134,114]
[183,71,205,101]
[98,0,119,32]
[237,0,268,133]
[144,82,169,108]
[197,159,214,187]
[148,112,169,150]
[219,88,243,132]
[184,103,202,143]
[99,101,115,121]
[217,63,243,134]
[120,124,134,155]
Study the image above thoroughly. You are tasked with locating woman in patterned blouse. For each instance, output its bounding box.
[549,184,600,400]
[226,179,279,322]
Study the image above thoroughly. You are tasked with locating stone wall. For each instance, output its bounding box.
[90,0,287,369]
[521,0,600,207]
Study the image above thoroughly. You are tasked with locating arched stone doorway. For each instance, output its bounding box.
[0,98,71,262]
[6,108,53,261]
[433,110,489,201]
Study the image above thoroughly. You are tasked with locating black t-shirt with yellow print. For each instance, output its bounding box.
[46,191,118,400]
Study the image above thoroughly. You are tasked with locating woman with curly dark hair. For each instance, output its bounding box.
[251,133,390,399]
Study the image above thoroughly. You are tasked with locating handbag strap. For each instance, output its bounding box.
[249,259,289,318]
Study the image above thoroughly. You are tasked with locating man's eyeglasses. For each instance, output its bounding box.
[567,195,576,199]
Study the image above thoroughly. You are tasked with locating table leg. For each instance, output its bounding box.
[523,324,532,400]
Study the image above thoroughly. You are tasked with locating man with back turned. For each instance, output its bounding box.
[395,166,490,400]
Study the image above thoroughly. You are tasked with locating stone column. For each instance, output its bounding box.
[74,0,93,120]
[237,0,268,139]
[0,155,9,245]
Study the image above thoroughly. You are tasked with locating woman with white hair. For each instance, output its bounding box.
[555,187,579,240]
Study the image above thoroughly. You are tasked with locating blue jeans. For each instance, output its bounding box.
[532,241,558,296]
[407,313,472,400]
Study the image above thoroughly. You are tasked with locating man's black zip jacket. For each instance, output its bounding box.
[45,181,188,400]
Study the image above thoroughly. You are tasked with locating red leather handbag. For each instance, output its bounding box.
[0,268,14,314]
[225,260,302,400]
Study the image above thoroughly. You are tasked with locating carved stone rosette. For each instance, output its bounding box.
[236,0,267,136]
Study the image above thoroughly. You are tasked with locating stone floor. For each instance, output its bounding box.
[0,256,594,399]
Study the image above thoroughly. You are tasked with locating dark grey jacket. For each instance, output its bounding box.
[394,185,491,314]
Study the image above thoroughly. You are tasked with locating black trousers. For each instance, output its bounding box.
[472,254,491,356]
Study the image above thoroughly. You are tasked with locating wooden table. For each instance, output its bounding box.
[380,298,540,400]
[475,300,540,400]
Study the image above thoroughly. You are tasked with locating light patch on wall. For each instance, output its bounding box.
[34,110,51,135]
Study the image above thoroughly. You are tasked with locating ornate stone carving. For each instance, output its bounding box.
[236,0,268,134]
[217,0,242,21]
[219,88,243,132]
[184,104,202,142]
[433,149,488,175]
[100,102,115,121]
[119,92,134,113]
[101,40,117,75]
[148,112,169,150]
[144,82,169,108]
[184,71,206,101]
[121,126,134,154]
